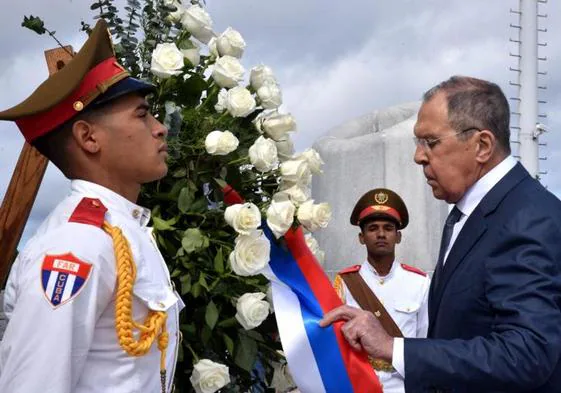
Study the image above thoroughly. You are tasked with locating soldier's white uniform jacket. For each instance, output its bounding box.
[334,261,430,393]
[0,180,184,393]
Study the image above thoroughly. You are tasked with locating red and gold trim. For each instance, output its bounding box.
[16,57,129,142]
[358,205,402,225]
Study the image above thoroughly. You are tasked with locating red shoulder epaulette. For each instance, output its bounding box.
[338,264,361,274]
[68,197,107,228]
[401,263,427,277]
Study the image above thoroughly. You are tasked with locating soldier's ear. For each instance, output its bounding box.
[396,231,402,244]
[358,232,365,245]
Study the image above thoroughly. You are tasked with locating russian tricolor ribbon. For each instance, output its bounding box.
[261,224,382,393]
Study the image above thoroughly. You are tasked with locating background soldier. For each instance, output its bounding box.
[334,188,429,393]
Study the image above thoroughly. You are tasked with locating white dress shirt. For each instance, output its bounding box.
[392,156,518,376]
[0,180,184,393]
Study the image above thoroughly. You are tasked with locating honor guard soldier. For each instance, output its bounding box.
[0,20,183,393]
[333,188,429,393]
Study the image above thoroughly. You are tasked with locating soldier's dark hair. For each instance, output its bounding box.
[32,105,105,177]
[423,75,511,155]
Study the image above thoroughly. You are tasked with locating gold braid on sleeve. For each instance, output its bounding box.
[103,222,169,393]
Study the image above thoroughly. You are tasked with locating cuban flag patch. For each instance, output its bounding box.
[41,253,93,308]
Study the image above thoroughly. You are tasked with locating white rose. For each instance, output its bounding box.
[235,292,271,330]
[229,230,270,276]
[295,148,324,174]
[226,86,256,117]
[212,55,245,88]
[181,40,200,67]
[297,200,332,232]
[250,64,277,90]
[275,137,295,162]
[216,27,246,58]
[249,136,279,173]
[275,182,310,206]
[181,5,214,44]
[305,233,325,265]
[257,81,282,109]
[190,359,230,393]
[150,42,184,79]
[214,89,228,113]
[205,130,239,155]
[280,159,311,185]
[224,203,261,235]
[266,199,296,238]
[256,113,297,141]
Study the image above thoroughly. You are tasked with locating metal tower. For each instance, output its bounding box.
[509,0,548,180]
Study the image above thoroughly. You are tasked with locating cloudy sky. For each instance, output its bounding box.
[1,0,560,245]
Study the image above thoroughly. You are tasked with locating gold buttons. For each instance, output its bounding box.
[158,301,166,308]
[379,279,385,285]
[132,209,140,219]
[73,101,84,111]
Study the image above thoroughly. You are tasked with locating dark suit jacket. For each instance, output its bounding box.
[404,163,561,393]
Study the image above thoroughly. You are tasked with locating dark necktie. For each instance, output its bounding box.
[433,206,463,289]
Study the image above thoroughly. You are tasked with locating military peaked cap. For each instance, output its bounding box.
[350,188,409,229]
[0,19,154,142]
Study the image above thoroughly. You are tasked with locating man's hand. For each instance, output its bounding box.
[319,305,394,361]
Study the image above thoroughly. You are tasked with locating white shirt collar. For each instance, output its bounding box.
[70,180,151,226]
[363,259,397,279]
[456,155,517,217]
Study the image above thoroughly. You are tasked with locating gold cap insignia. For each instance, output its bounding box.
[374,192,388,204]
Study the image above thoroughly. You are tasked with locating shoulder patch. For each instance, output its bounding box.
[401,263,427,277]
[69,197,107,228]
[339,264,361,274]
[41,253,93,308]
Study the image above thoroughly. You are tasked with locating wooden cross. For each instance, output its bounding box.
[0,46,73,286]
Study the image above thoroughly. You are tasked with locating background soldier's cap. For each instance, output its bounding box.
[0,19,155,143]
[350,188,409,229]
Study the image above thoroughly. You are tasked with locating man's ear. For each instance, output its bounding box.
[358,232,365,245]
[71,119,101,154]
[475,129,496,164]
[396,231,402,244]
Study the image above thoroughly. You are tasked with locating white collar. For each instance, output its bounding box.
[70,180,151,227]
[362,259,397,279]
[456,156,517,217]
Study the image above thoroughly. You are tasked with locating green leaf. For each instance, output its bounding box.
[181,228,209,253]
[198,273,209,290]
[180,275,192,295]
[21,15,47,35]
[218,317,238,328]
[223,334,235,355]
[201,325,212,345]
[191,282,202,298]
[235,333,258,372]
[153,216,177,231]
[178,187,194,213]
[213,248,224,273]
[205,301,219,330]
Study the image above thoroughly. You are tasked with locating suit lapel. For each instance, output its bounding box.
[429,208,487,325]
[428,163,530,333]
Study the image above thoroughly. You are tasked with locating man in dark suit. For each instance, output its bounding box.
[321,76,561,392]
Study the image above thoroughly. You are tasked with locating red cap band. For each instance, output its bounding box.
[16,57,128,142]
[358,205,401,225]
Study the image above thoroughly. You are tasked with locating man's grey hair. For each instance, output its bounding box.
[423,75,511,154]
